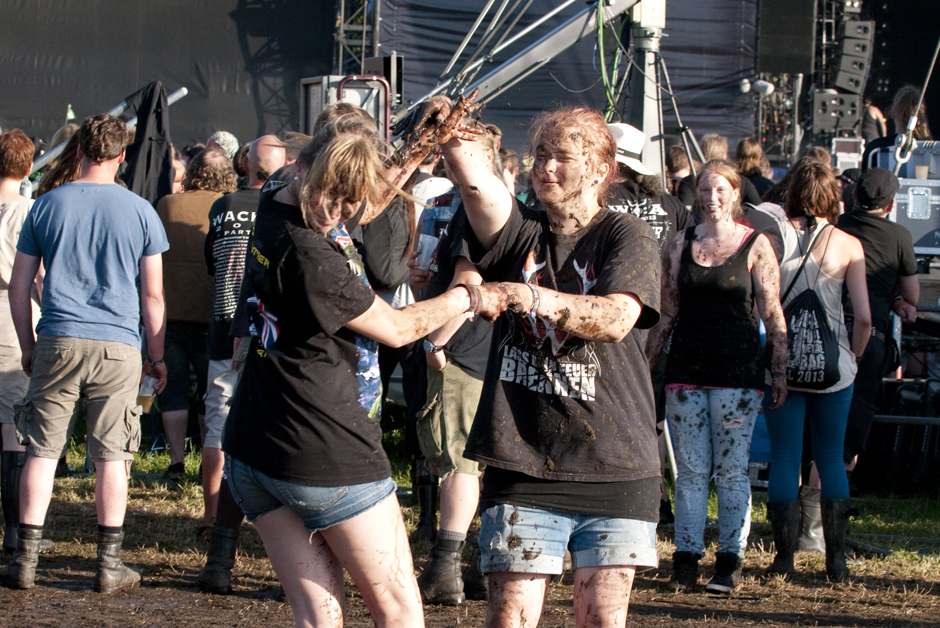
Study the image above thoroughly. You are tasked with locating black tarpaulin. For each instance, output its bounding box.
[120,81,174,206]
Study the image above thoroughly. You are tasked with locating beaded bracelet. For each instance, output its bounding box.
[456,283,482,316]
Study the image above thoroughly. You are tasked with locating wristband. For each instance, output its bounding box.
[149,358,165,367]
[456,283,482,316]
[526,282,541,319]
[772,370,785,378]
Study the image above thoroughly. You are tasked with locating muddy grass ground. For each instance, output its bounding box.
[0,463,938,628]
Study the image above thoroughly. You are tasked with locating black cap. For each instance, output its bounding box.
[854,167,899,210]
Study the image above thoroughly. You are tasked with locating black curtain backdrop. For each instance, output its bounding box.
[0,0,333,150]
[1,0,934,157]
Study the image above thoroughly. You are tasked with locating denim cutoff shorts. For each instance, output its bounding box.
[225,456,396,533]
[480,504,658,574]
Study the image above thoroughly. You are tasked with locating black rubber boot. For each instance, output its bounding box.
[821,499,852,582]
[409,476,438,544]
[668,551,699,591]
[798,486,825,553]
[705,552,742,594]
[0,526,42,589]
[765,501,800,579]
[417,538,465,605]
[462,541,487,601]
[1,452,25,555]
[197,526,239,595]
[94,530,141,593]
[0,453,52,556]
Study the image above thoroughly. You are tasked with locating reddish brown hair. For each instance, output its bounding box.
[0,129,35,180]
[529,107,616,205]
[786,161,840,222]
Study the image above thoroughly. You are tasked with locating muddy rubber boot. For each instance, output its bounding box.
[668,551,699,591]
[462,541,487,601]
[94,530,141,593]
[798,486,825,553]
[197,526,239,595]
[0,525,42,589]
[821,499,852,582]
[409,476,438,544]
[765,501,800,579]
[705,552,742,594]
[417,538,465,605]
[1,453,53,556]
[1,452,25,555]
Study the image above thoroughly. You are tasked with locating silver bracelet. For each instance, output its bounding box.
[526,282,541,319]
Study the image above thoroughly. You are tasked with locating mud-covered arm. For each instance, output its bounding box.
[345,282,507,348]
[499,285,643,343]
[750,234,787,409]
[645,232,683,367]
[441,134,513,251]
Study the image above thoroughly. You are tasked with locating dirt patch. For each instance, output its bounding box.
[1,478,938,627]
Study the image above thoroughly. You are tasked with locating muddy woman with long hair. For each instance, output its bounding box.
[647,159,788,594]
[220,115,509,628]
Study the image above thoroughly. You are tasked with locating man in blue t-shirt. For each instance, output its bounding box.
[1,114,168,594]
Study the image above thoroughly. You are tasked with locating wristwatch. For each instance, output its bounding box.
[424,339,445,354]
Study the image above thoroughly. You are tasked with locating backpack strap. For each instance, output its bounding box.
[780,223,831,304]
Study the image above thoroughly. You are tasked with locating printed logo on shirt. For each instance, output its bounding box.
[499,249,602,399]
[608,198,669,246]
[247,296,279,350]
[329,223,382,419]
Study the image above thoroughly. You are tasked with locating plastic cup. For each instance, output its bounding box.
[915,165,930,179]
[415,234,439,270]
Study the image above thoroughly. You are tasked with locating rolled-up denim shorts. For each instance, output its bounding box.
[480,504,658,574]
[225,456,396,533]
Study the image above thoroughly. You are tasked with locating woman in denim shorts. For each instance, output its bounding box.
[222,106,507,627]
[440,109,664,627]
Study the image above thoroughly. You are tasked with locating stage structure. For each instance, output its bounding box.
[753,0,876,168]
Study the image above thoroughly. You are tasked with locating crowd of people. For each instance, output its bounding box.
[0,80,929,627]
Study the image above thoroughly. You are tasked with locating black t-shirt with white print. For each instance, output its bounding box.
[463,200,662,489]
[606,180,695,252]
[222,195,389,487]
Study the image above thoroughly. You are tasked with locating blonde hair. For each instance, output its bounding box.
[735,138,763,176]
[300,127,414,231]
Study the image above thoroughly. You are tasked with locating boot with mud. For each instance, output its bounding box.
[410,474,438,544]
[461,540,487,601]
[94,529,141,594]
[705,552,742,594]
[765,501,800,579]
[0,525,42,589]
[197,525,240,594]
[417,537,465,605]
[1,452,53,556]
[668,551,699,591]
[821,498,852,582]
[798,486,825,553]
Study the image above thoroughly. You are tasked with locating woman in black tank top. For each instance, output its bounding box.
[648,160,788,593]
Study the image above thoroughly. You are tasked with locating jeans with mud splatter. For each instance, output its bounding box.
[666,387,762,558]
[764,384,853,503]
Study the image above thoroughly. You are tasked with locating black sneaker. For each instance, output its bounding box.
[705,552,742,594]
[668,551,699,591]
[162,462,186,482]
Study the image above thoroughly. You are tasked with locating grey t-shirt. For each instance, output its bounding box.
[17,182,168,347]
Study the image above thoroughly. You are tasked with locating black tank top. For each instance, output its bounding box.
[665,227,765,390]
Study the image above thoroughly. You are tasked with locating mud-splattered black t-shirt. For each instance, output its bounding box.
[223,197,389,487]
[462,201,662,485]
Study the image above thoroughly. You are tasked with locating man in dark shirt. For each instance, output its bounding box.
[198,135,285,592]
[837,168,919,463]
